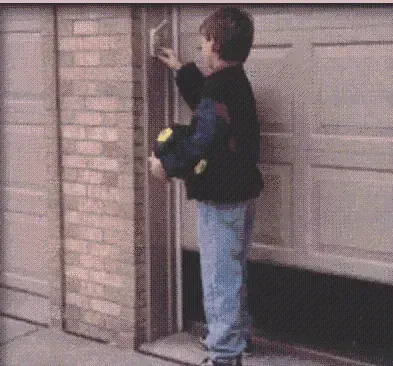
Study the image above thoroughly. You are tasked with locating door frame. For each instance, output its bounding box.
[171,5,184,334]
[142,4,186,342]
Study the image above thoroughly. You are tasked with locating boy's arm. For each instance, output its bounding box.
[159,86,230,179]
[175,62,205,111]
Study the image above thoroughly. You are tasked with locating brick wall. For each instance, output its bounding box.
[56,5,146,348]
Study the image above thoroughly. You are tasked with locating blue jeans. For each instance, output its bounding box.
[197,199,256,363]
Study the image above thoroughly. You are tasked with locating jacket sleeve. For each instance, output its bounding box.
[175,62,205,111]
[159,90,231,179]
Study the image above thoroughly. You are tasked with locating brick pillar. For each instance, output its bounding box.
[56,5,144,349]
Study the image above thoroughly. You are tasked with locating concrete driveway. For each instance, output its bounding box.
[0,316,177,366]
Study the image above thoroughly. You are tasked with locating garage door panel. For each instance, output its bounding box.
[4,99,46,115]
[307,8,393,30]
[312,26,393,45]
[252,6,393,31]
[3,99,49,127]
[3,33,45,96]
[180,7,318,34]
[3,125,48,185]
[2,109,51,126]
[245,47,294,134]
[1,213,48,290]
[179,6,393,34]
[310,135,393,156]
[2,186,47,216]
[315,93,393,129]
[312,244,393,265]
[311,168,393,253]
[0,18,42,33]
[252,30,302,47]
[1,7,51,322]
[313,42,393,135]
[3,101,48,130]
[311,152,393,173]
[0,7,43,33]
[0,288,49,324]
[251,164,293,249]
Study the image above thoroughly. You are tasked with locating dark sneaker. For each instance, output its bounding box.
[198,335,253,357]
[198,356,242,366]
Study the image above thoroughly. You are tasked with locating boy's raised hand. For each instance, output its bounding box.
[157,47,183,71]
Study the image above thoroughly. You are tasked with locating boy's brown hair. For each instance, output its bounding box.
[199,7,254,63]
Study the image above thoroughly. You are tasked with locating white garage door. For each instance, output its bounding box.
[177,5,393,285]
[0,7,52,324]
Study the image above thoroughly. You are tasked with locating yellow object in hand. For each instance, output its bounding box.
[194,159,207,175]
[157,128,173,142]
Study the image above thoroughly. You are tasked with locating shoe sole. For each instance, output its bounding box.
[198,338,253,358]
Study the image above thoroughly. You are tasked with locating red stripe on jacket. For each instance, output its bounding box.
[215,103,231,124]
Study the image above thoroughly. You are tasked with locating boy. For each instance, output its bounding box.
[149,7,263,366]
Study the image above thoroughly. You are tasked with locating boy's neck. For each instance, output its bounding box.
[209,59,241,74]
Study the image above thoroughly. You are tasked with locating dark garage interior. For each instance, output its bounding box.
[183,250,393,366]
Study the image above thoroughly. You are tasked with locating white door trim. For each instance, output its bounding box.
[171,5,184,333]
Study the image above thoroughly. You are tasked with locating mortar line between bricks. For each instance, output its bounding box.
[64,212,135,220]
[64,209,132,217]
[69,261,135,272]
[66,235,127,241]
[64,211,135,220]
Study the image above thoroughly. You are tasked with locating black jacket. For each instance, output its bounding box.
[159,62,264,203]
